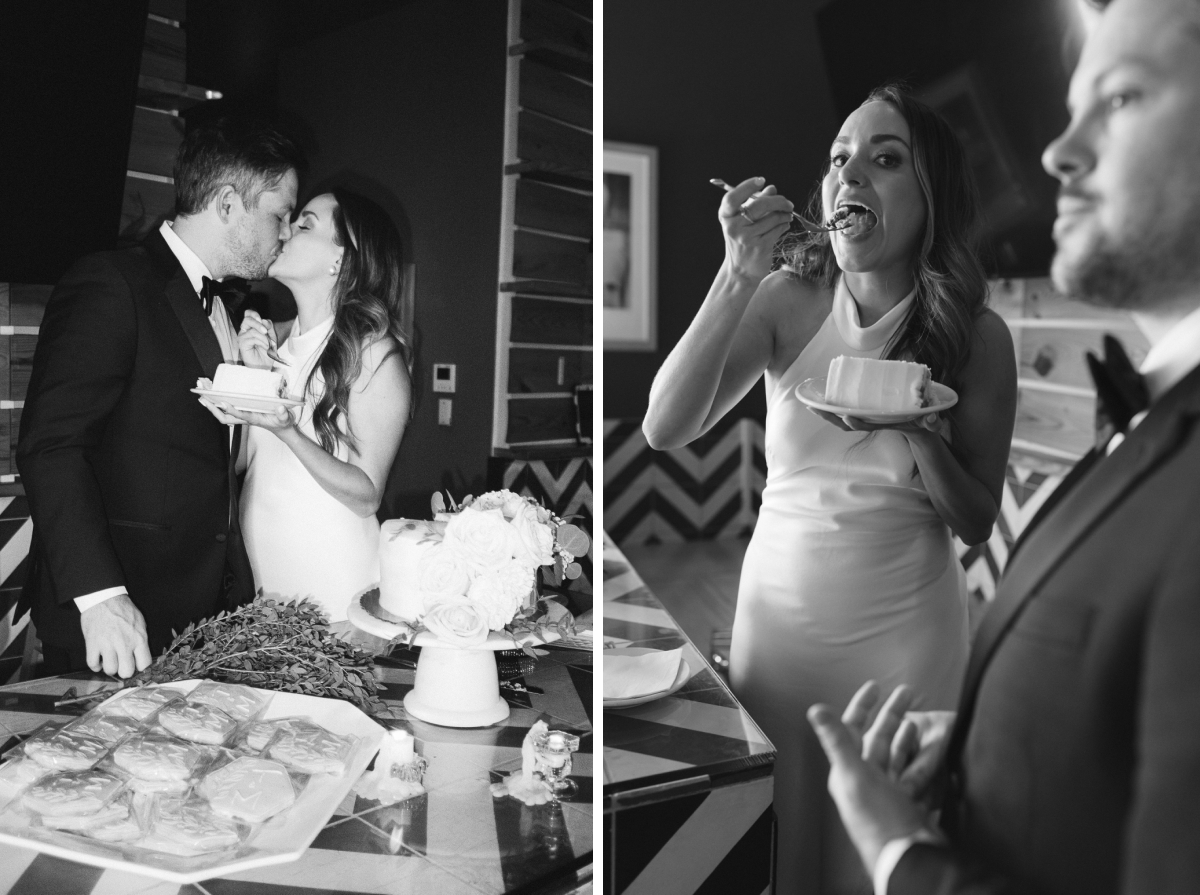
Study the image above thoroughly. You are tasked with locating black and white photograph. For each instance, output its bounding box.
[602,0,1200,894]
[0,2,593,893]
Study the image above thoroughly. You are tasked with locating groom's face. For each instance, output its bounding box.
[226,169,299,280]
[1042,0,1200,309]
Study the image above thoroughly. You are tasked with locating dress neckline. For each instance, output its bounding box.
[284,314,336,359]
[832,277,917,352]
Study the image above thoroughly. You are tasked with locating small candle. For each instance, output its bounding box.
[388,729,415,765]
[542,733,568,768]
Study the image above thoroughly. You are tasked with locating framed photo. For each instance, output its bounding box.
[603,141,657,351]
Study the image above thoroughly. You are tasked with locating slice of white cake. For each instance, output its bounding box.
[212,363,286,398]
[825,356,931,412]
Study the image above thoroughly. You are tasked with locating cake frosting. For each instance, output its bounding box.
[825,356,931,412]
[212,363,286,398]
[378,518,445,621]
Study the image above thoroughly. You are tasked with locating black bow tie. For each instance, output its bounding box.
[200,276,247,316]
[1087,334,1149,446]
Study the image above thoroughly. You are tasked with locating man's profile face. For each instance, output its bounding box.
[225,169,299,280]
[1042,0,1200,309]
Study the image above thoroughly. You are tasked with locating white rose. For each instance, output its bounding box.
[444,506,520,574]
[422,597,490,647]
[463,571,520,628]
[497,559,537,612]
[417,543,470,599]
[473,489,531,521]
[510,502,555,569]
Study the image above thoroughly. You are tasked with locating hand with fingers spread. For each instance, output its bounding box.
[839,680,956,802]
[808,682,935,874]
[718,176,796,281]
[79,594,152,679]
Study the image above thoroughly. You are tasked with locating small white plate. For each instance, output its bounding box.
[603,647,693,709]
[191,388,304,413]
[795,377,958,424]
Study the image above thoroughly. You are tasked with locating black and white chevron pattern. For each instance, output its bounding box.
[491,456,594,594]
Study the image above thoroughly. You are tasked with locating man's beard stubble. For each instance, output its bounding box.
[1052,205,1200,311]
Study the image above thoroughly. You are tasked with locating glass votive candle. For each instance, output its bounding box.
[532,729,580,799]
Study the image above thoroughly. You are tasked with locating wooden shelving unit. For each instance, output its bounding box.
[493,0,593,452]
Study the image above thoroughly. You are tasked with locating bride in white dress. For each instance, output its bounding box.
[205,188,412,631]
[643,86,1017,895]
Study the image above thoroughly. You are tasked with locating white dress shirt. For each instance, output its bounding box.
[74,221,240,614]
[875,300,1200,895]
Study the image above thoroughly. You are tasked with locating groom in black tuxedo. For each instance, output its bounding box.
[17,118,304,678]
[807,0,1200,892]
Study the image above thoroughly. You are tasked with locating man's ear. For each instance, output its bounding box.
[214,185,242,223]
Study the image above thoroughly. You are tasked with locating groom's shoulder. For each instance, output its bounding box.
[56,236,169,298]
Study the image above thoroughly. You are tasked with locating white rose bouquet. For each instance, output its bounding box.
[393,490,590,651]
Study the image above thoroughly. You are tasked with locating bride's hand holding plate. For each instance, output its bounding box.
[809,407,942,434]
[202,399,295,432]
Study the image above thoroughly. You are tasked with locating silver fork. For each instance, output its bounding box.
[710,179,849,233]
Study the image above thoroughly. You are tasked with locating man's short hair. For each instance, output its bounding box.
[173,118,305,217]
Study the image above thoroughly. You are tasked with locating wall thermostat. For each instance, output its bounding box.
[432,363,456,393]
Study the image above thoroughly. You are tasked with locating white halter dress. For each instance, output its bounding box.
[731,279,968,895]
[241,316,381,621]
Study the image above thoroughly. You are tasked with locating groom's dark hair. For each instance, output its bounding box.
[173,117,305,217]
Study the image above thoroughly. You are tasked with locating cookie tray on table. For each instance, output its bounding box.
[0,679,385,885]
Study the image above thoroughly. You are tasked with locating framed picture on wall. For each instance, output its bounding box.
[603,141,657,351]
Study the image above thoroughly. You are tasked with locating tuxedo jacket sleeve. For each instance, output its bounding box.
[889,369,1200,895]
[17,253,139,600]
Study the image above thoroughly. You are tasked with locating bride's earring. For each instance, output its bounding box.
[330,262,339,276]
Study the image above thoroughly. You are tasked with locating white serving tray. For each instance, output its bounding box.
[0,680,385,885]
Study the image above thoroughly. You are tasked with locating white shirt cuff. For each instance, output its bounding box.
[874,829,944,895]
[74,587,128,613]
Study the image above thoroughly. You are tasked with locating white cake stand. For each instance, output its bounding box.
[347,589,559,728]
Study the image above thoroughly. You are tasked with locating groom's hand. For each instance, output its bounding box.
[80,594,152,678]
[808,699,930,873]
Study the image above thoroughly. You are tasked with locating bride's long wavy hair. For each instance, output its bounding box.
[303,188,412,455]
[779,83,987,396]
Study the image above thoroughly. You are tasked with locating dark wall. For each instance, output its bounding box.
[277,1,508,518]
[603,0,839,422]
[0,1,149,284]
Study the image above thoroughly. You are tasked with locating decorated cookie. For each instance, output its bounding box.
[200,757,296,823]
[0,756,50,798]
[157,703,238,745]
[24,730,110,771]
[113,733,208,782]
[40,799,130,831]
[188,682,270,722]
[21,769,125,817]
[244,717,306,753]
[128,775,191,795]
[67,713,142,744]
[267,721,354,775]
[101,687,182,721]
[151,799,242,852]
[87,814,144,843]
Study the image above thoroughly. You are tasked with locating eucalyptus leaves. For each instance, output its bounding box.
[126,598,387,716]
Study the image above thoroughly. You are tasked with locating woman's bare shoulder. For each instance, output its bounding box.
[969,307,1015,367]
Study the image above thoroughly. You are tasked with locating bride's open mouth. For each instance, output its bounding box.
[826,204,878,237]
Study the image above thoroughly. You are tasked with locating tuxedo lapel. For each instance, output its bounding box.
[145,231,226,379]
[947,365,1200,774]
[1007,447,1100,563]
